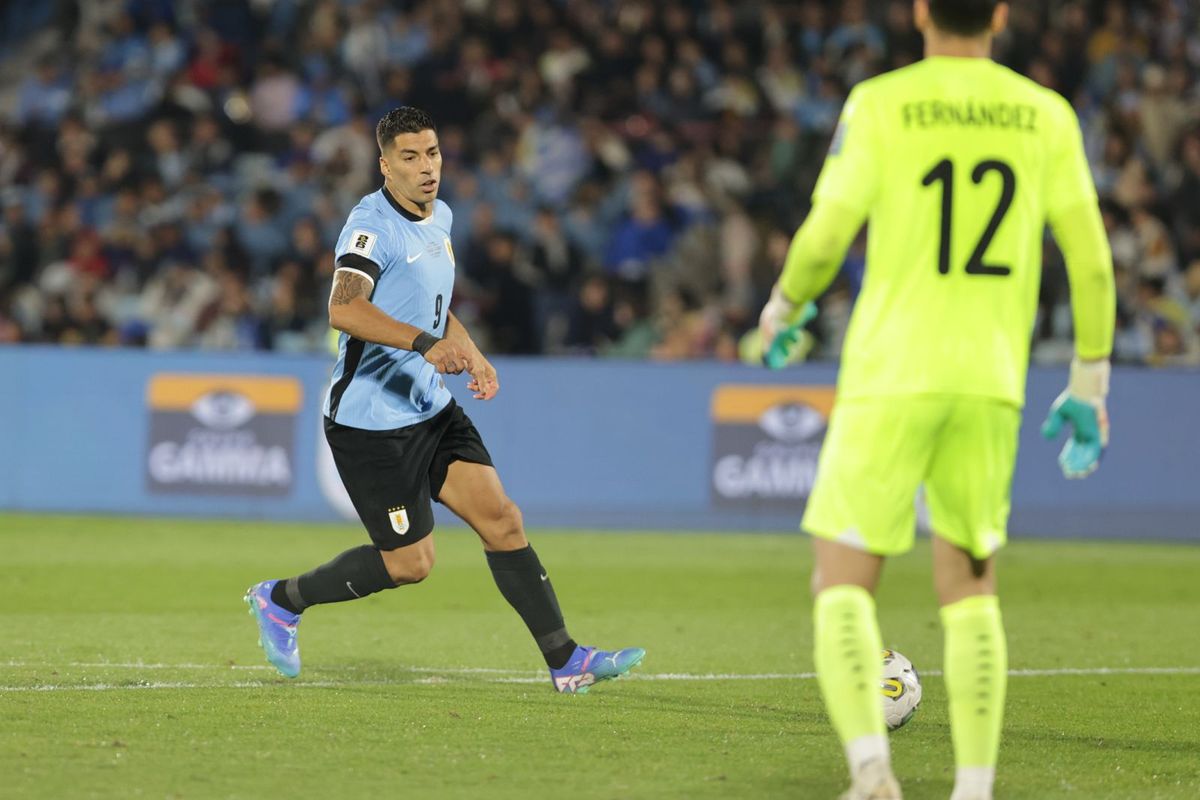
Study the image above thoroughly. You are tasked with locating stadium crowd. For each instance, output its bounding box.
[0,0,1198,366]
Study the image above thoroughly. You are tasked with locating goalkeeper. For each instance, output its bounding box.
[756,2,1116,799]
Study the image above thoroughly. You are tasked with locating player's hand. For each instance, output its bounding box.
[1040,358,1110,479]
[758,284,817,369]
[423,339,472,375]
[466,352,499,400]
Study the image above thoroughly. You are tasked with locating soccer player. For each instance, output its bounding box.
[757,2,1115,798]
[245,106,645,694]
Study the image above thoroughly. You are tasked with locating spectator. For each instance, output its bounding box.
[0,201,40,292]
[1171,130,1200,263]
[604,173,676,294]
[1138,63,1193,170]
[524,206,583,351]
[14,58,73,129]
[476,231,538,354]
[146,119,189,188]
[236,189,288,275]
[565,274,619,354]
[1173,260,1200,325]
[251,54,302,136]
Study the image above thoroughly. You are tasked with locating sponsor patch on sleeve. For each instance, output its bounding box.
[349,229,377,258]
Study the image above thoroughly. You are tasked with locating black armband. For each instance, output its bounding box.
[335,252,381,283]
[412,331,441,356]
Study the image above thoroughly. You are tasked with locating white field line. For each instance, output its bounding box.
[0,664,1198,692]
[1007,666,1200,677]
[482,666,1200,683]
[0,661,531,675]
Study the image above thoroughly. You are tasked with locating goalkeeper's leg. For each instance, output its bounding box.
[934,536,1007,800]
[812,538,899,798]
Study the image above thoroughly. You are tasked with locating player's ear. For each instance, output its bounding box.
[912,1,929,33]
[991,2,1009,35]
[379,154,389,178]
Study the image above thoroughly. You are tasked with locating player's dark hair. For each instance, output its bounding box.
[376,106,437,151]
[928,0,1000,36]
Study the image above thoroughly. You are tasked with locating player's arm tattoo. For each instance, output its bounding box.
[329,271,373,306]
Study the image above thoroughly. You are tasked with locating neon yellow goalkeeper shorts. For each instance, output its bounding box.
[802,395,1021,559]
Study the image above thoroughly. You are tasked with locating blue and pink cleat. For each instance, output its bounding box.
[550,645,646,694]
[244,582,643,691]
[244,580,301,678]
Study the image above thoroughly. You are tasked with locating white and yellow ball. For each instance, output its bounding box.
[881,649,922,731]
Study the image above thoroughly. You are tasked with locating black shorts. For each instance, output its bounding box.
[324,401,493,550]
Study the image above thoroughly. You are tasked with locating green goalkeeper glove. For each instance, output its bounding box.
[1040,358,1110,479]
[759,285,817,370]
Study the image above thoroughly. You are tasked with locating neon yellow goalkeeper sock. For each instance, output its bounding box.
[942,594,1007,793]
[814,585,888,773]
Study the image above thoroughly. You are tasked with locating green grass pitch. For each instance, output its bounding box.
[1,514,1198,799]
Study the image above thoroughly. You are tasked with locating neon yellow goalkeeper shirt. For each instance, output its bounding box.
[796,56,1114,407]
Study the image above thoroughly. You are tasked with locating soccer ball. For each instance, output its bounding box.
[881,649,922,731]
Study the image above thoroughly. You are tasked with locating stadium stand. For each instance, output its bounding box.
[0,0,1197,365]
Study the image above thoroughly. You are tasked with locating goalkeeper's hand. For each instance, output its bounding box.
[1040,358,1110,479]
[759,284,817,370]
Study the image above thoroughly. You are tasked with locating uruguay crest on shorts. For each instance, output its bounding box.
[388,506,410,535]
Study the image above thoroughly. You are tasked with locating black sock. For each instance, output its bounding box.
[270,580,302,614]
[543,640,578,670]
[486,545,577,669]
[273,545,396,613]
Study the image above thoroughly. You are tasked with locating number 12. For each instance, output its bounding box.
[921,157,1015,277]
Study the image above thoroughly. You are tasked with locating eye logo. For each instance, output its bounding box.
[190,391,256,429]
[758,403,825,443]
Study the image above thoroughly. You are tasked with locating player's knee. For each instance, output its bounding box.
[382,545,436,585]
[396,556,435,584]
[932,535,996,605]
[486,498,526,549]
[934,564,993,606]
[413,567,433,584]
[409,551,435,583]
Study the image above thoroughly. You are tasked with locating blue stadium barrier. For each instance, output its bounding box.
[0,346,1196,540]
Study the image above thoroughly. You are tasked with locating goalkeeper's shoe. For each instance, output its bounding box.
[839,758,903,800]
[244,580,301,678]
[550,645,646,694]
[1040,358,1110,479]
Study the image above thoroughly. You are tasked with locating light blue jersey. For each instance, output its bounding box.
[323,188,456,431]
